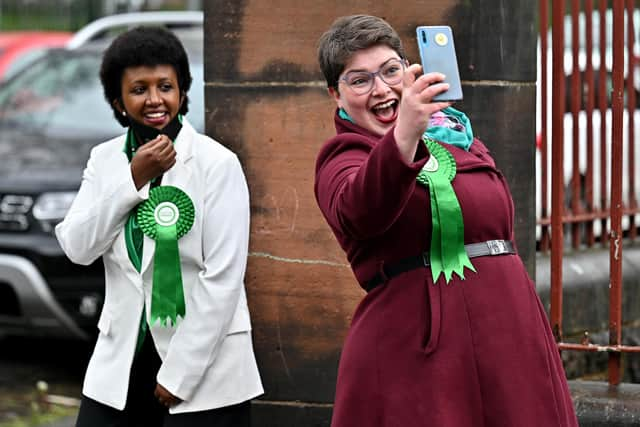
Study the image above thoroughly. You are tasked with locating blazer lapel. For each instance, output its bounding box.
[140,234,155,277]
[113,227,145,294]
[164,120,194,190]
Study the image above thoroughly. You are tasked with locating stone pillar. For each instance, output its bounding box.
[203,1,536,425]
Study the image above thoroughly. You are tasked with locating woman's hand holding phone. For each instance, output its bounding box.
[393,64,452,162]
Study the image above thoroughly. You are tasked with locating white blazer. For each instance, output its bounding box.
[55,120,263,413]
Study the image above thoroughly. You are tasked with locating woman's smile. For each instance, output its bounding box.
[371,99,399,123]
[144,110,170,126]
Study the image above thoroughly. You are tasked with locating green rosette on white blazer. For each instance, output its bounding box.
[137,185,195,326]
[417,137,476,283]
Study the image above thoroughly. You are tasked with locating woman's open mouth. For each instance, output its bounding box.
[371,99,398,123]
[144,111,169,126]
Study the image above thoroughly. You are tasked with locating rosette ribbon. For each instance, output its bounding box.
[137,186,195,326]
[417,137,476,284]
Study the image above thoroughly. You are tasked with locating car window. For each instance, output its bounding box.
[0,50,122,136]
[0,46,204,175]
[3,48,48,81]
[0,48,204,135]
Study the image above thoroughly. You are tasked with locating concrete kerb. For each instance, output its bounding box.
[569,380,640,426]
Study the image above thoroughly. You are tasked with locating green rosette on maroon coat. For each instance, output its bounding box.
[417,137,476,284]
[137,185,195,327]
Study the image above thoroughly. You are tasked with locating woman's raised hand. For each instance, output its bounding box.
[130,134,177,190]
[393,64,452,162]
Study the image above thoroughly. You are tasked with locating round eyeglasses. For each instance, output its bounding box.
[339,58,406,95]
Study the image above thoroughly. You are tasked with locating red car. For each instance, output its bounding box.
[0,31,72,81]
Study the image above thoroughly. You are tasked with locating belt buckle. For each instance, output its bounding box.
[487,239,506,255]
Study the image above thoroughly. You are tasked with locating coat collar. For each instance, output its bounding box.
[173,118,196,164]
[333,108,497,172]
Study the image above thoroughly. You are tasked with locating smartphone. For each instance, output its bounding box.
[416,25,463,102]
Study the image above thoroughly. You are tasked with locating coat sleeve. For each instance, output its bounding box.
[55,142,150,265]
[315,129,429,240]
[156,151,251,401]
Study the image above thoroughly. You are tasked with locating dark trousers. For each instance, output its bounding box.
[75,332,251,427]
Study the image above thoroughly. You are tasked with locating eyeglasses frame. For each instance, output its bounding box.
[338,58,407,95]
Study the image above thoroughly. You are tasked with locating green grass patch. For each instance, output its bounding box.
[0,11,92,31]
[0,388,78,427]
[0,405,77,427]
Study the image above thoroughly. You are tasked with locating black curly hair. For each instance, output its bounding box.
[100,26,193,127]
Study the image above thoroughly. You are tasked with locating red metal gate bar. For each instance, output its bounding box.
[585,0,596,247]
[626,0,637,242]
[571,0,582,250]
[539,0,550,253]
[550,0,566,343]
[608,0,624,386]
[537,206,640,225]
[598,0,609,248]
[559,343,640,353]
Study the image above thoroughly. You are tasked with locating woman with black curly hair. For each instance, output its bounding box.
[56,26,263,427]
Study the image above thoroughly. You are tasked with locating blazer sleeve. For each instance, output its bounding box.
[156,151,250,401]
[315,129,429,240]
[55,141,150,265]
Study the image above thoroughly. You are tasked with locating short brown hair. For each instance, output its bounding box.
[317,15,405,90]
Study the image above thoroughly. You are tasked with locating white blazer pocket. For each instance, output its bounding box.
[226,304,251,335]
[97,309,112,337]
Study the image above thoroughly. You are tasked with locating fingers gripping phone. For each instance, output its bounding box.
[416,25,463,102]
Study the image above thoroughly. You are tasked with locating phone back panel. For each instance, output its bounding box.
[416,25,463,101]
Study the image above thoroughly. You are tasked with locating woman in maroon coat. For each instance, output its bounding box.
[315,15,578,427]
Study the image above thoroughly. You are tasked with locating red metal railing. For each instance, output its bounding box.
[538,0,640,385]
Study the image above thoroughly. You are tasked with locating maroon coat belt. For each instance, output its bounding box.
[364,239,516,292]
